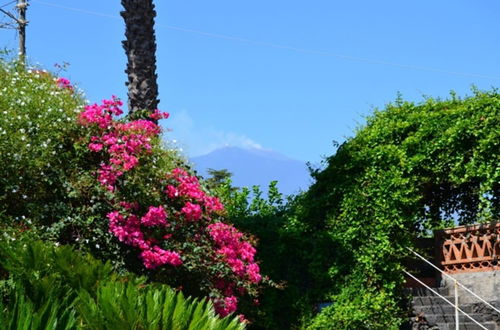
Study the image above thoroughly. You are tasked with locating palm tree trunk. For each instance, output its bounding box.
[121,0,159,115]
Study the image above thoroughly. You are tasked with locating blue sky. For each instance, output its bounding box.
[1,0,499,163]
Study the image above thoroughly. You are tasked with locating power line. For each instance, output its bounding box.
[0,14,15,28]
[0,0,17,9]
[33,0,119,19]
[0,1,15,29]
[31,0,500,81]
[0,6,17,22]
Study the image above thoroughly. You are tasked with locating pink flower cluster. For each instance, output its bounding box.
[166,168,224,220]
[208,222,262,284]
[141,205,167,227]
[103,165,228,271]
[79,97,169,191]
[102,167,227,271]
[140,246,182,269]
[149,109,170,121]
[78,96,262,320]
[56,77,73,91]
[213,296,239,317]
[107,211,148,250]
[79,97,123,129]
[107,207,181,269]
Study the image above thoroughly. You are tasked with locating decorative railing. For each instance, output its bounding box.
[436,222,500,274]
[405,248,500,330]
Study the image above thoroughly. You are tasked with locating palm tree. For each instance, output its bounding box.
[120,0,160,115]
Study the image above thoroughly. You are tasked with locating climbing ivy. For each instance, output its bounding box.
[301,89,499,329]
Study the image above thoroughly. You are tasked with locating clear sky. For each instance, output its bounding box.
[1,0,499,163]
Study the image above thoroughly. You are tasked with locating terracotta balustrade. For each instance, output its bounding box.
[436,222,500,274]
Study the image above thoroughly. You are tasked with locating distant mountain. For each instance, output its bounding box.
[191,147,311,196]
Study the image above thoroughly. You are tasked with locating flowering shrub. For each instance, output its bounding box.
[0,60,85,227]
[77,96,264,318]
[0,58,266,321]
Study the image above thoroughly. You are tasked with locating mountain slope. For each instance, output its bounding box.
[191,147,311,196]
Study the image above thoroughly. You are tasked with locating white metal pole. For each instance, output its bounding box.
[455,279,459,330]
[403,270,486,329]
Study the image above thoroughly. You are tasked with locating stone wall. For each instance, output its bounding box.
[439,270,499,305]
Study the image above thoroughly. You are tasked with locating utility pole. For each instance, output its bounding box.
[16,0,28,63]
[0,0,28,63]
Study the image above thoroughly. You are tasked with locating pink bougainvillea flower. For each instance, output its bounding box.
[107,212,149,250]
[141,205,168,227]
[149,109,170,120]
[165,185,179,198]
[181,202,202,221]
[88,143,103,152]
[208,222,262,283]
[140,246,182,269]
[56,77,73,91]
[213,295,239,317]
[203,195,224,213]
[246,263,262,283]
[119,201,139,210]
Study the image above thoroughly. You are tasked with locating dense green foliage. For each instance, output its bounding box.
[214,181,313,329]
[0,234,244,329]
[214,90,499,329]
[300,91,499,329]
